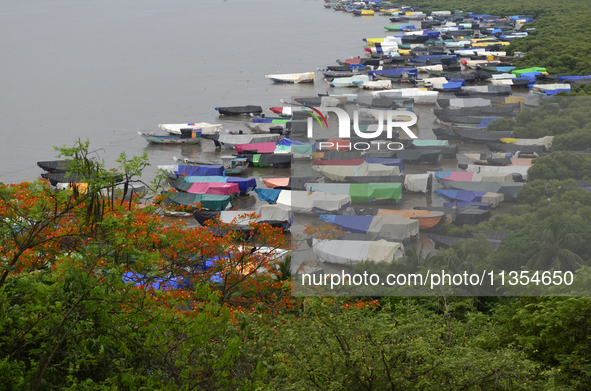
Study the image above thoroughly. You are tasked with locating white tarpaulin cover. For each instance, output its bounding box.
[159,122,222,135]
[356,80,392,90]
[465,164,530,180]
[416,64,443,73]
[491,79,514,86]
[481,192,504,208]
[276,190,351,213]
[404,174,431,193]
[371,88,439,104]
[265,72,315,83]
[367,215,420,238]
[448,98,491,108]
[313,240,404,264]
[217,205,292,225]
[501,136,553,150]
[330,75,370,88]
[472,172,515,182]
[313,162,401,182]
[492,73,517,80]
[218,133,281,148]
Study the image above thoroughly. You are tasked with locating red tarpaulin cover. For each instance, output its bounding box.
[234,142,277,153]
[187,182,240,195]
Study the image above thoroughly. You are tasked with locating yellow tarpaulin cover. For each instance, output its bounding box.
[398,49,411,55]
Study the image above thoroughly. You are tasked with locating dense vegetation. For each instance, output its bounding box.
[403,0,591,76]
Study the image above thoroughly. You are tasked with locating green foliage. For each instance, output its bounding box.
[239,298,539,390]
[489,216,591,271]
[494,296,591,389]
[528,152,591,181]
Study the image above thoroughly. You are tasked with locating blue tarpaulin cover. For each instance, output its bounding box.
[478,117,501,128]
[364,158,405,170]
[435,189,487,202]
[255,188,282,204]
[176,165,224,177]
[319,215,374,234]
[434,172,451,180]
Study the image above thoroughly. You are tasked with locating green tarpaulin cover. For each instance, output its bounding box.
[349,183,403,203]
[511,67,547,76]
[164,193,233,211]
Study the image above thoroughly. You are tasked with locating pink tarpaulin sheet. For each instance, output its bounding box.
[187,182,240,195]
[441,172,474,181]
[234,142,277,153]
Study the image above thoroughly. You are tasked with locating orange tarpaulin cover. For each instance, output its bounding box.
[377,209,446,230]
[263,178,290,188]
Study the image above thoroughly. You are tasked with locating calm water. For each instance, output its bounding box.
[1,0,410,182]
[1,0,518,257]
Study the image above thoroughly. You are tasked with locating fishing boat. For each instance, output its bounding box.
[432,127,460,140]
[158,122,222,135]
[163,193,234,211]
[235,140,314,158]
[167,181,240,196]
[312,239,405,264]
[138,131,201,145]
[486,143,547,155]
[215,133,282,149]
[435,189,505,208]
[462,164,530,181]
[158,164,225,179]
[262,176,324,190]
[193,205,293,235]
[37,160,71,173]
[173,156,249,175]
[265,72,315,83]
[305,182,403,204]
[375,209,448,232]
[415,206,492,226]
[214,105,263,116]
[434,171,515,184]
[319,214,420,240]
[172,175,257,195]
[237,153,292,168]
[439,181,524,200]
[254,189,352,214]
[313,161,402,182]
